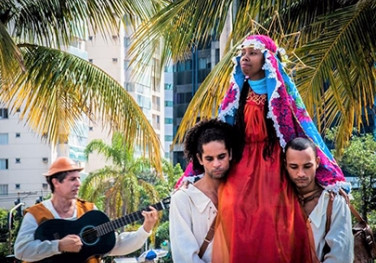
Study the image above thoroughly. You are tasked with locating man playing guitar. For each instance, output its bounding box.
[14,157,158,263]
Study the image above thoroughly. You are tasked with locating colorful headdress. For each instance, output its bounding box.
[218,34,349,191]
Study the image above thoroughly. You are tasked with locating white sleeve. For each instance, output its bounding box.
[323,195,354,263]
[108,226,151,256]
[14,212,61,261]
[169,191,206,263]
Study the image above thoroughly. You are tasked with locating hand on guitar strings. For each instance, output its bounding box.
[141,206,158,233]
[58,234,83,253]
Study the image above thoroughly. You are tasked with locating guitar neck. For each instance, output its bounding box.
[95,201,164,236]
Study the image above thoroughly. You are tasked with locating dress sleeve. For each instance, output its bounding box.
[14,212,61,261]
[322,195,354,263]
[169,190,206,263]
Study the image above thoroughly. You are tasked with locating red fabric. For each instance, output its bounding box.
[212,94,314,263]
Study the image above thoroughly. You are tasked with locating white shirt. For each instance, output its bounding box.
[14,199,151,261]
[169,184,217,263]
[310,190,354,262]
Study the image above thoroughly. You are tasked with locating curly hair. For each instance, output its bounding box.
[184,119,241,171]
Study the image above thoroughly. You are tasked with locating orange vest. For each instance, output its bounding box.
[23,199,100,263]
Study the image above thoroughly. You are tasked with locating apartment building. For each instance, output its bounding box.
[85,24,165,172]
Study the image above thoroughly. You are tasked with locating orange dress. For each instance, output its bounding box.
[212,91,313,263]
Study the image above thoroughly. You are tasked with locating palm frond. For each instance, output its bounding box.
[84,140,114,162]
[295,2,376,135]
[128,0,233,76]
[79,168,118,201]
[0,21,23,88]
[0,45,161,170]
[3,0,165,48]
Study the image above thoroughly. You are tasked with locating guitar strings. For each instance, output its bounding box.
[80,203,165,240]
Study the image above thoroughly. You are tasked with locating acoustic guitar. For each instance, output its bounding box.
[33,197,170,263]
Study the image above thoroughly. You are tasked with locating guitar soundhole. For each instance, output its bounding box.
[80,225,99,246]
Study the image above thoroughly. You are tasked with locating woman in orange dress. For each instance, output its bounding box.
[210,35,348,263]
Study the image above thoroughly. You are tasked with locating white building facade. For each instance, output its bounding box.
[85,23,165,172]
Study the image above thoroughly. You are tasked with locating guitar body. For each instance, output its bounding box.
[34,210,116,263]
[32,197,171,263]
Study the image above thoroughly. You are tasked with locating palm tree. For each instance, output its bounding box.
[0,0,167,170]
[80,131,161,219]
[129,0,376,152]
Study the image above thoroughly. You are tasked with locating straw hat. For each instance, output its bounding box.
[43,157,83,176]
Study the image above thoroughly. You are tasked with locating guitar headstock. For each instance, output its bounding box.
[160,196,171,209]
[150,197,170,212]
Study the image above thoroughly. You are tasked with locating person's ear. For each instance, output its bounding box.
[51,178,58,188]
[196,153,203,165]
[229,149,232,161]
[316,156,321,168]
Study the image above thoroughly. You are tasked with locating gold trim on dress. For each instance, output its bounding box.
[247,90,267,105]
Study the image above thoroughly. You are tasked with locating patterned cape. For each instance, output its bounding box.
[218,35,349,191]
[178,35,350,192]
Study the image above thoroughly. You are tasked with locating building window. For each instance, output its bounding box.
[89,126,93,131]
[124,60,129,70]
[164,84,173,90]
[15,133,20,138]
[88,59,93,63]
[0,184,8,195]
[112,58,118,62]
[152,114,161,129]
[152,96,161,111]
[176,93,187,104]
[125,82,134,92]
[88,36,93,41]
[42,183,48,190]
[215,48,220,63]
[15,158,21,164]
[124,37,131,47]
[165,135,174,141]
[177,62,185,72]
[176,106,186,118]
[165,101,173,107]
[185,92,193,103]
[0,108,8,119]
[185,60,192,70]
[165,118,173,124]
[42,157,48,163]
[15,184,20,190]
[199,58,210,70]
[0,159,8,170]
[164,65,173,72]
[0,133,8,144]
